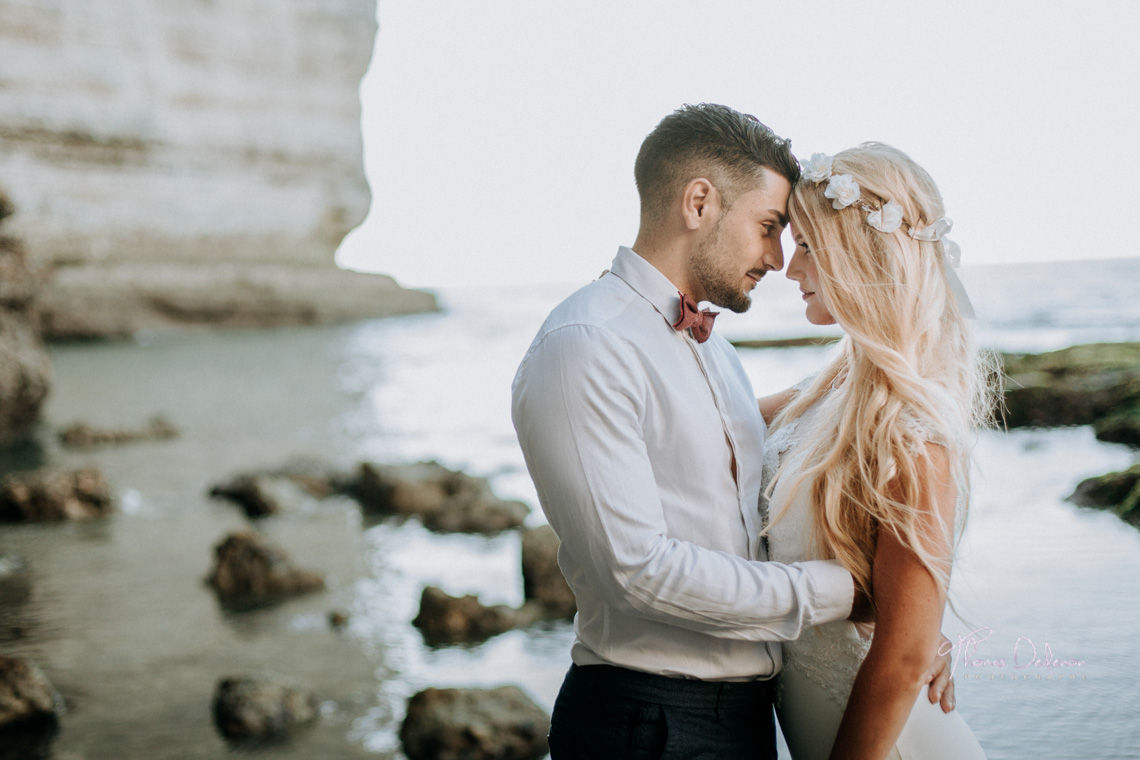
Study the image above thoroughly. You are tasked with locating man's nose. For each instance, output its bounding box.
[763,238,785,272]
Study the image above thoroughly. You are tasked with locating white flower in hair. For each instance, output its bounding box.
[801,153,834,183]
[823,174,860,209]
[866,199,904,233]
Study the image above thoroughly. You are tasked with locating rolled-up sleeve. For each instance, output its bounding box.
[512,323,854,642]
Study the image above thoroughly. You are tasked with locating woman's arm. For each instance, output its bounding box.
[828,443,958,760]
[757,386,798,425]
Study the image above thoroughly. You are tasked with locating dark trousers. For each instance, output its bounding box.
[548,664,777,760]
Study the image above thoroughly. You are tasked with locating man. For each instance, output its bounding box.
[511,104,949,758]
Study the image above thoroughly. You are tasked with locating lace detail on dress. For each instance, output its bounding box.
[782,622,873,708]
[759,418,799,531]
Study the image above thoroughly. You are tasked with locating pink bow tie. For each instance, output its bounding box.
[673,291,717,343]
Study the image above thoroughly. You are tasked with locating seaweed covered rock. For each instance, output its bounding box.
[212,674,318,740]
[412,586,518,645]
[400,686,550,760]
[0,467,114,522]
[205,531,324,609]
[520,525,576,619]
[1068,464,1140,527]
[1002,343,1140,445]
[353,461,528,534]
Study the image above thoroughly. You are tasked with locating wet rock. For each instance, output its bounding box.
[353,461,528,534]
[212,674,318,740]
[205,531,324,609]
[1001,343,1140,445]
[412,586,518,645]
[0,657,63,746]
[0,467,114,522]
[1069,464,1140,527]
[210,460,354,517]
[209,475,306,518]
[58,415,178,448]
[400,685,550,760]
[520,525,576,619]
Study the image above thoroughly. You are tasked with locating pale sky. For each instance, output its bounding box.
[337,0,1140,289]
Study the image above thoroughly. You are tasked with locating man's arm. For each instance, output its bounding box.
[512,324,854,642]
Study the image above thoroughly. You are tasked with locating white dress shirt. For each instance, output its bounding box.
[511,246,854,680]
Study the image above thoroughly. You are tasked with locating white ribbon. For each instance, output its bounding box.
[908,217,974,318]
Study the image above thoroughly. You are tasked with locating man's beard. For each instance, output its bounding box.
[690,220,753,314]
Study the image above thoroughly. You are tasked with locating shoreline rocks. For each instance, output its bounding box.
[412,586,519,646]
[412,526,575,646]
[0,467,114,522]
[1068,464,1140,528]
[353,461,529,534]
[58,415,179,449]
[205,531,324,609]
[212,674,318,741]
[521,525,576,620]
[1001,342,1140,445]
[0,655,62,760]
[400,686,550,760]
[731,335,841,349]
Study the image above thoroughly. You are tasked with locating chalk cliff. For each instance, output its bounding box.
[0,0,435,340]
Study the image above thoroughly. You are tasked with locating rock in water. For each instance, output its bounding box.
[0,0,436,339]
[0,192,50,446]
[400,686,550,760]
[205,531,324,609]
[353,461,529,534]
[58,416,179,448]
[521,525,576,619]
[412,586,518,645]
[0,655,62,759]
[212,675,318,740]
[1069,464,1140,527]
[0,468,114,522]
[209,475,306,518]
[1001,343,1140,445]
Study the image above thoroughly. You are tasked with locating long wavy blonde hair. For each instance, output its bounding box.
[768,142,996,598]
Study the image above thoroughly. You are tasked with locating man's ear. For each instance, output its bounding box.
[680,178,721,231]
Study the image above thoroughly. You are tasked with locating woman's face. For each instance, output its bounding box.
[787,224,837,326]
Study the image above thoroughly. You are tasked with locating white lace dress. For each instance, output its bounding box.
[762,394,986,760]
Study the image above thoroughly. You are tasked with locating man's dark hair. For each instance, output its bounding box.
[634,103,800,222]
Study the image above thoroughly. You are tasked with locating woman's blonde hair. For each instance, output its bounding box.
[770,142,996,598]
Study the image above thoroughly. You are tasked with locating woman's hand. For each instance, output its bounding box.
[757,386,798,425]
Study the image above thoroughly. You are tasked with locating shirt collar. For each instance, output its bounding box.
[608,246,685,329]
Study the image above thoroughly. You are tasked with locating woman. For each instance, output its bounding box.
[758,143,993,759]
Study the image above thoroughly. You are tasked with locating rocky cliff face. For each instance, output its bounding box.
[0,193,50,444]
[0,0,434,339]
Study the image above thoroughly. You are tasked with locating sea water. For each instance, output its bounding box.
[1,257,1138,759]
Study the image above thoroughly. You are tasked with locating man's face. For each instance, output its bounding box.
[689,168,791,313]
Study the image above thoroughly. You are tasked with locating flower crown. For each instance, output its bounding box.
[801,153,953,254]
[799,152,974,317]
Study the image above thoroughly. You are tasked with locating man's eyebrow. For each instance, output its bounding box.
[769,210,788,227]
